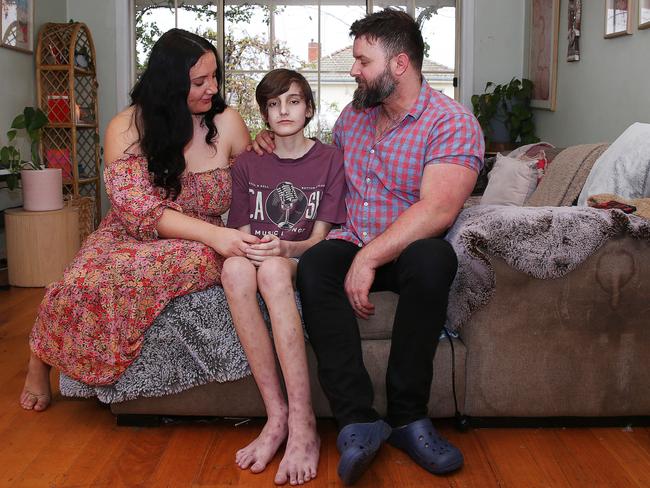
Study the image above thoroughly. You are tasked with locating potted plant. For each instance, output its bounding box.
[0,106,64,211]
[471,78,540,147]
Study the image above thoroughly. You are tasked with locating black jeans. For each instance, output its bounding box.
[297,238,458,428]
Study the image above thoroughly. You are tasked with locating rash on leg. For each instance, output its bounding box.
[258,258,321,484]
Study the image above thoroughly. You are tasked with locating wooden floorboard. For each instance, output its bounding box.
[1,286,649,487]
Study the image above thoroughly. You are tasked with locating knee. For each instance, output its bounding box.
[297,241,326,276]
[257,257,294,293]
[399,239,458,291]
[221,256,256,291]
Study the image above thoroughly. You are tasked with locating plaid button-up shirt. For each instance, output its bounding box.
[328,80,484,247]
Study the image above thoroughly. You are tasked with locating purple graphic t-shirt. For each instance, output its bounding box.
[228,140,347,241]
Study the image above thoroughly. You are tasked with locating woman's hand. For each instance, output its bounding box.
[250,130,276,155]
[244,234,287,266]
[208,227,260,258]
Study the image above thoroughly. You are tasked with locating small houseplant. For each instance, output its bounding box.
[1,107,48,189]
[471,78,540,146]
[0,106,64,211]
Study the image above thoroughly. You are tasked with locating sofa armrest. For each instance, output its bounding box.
[460,236,650,417]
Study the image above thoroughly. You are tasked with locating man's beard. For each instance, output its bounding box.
[352,66,396,110]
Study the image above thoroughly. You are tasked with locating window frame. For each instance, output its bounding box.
[127,0,468,134]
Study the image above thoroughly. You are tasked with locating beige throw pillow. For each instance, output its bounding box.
[480,154,538,206]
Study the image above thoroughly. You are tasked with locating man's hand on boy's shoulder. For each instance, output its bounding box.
[249,129,276,155]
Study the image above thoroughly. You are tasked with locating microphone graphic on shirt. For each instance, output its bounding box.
[277,182,299,229]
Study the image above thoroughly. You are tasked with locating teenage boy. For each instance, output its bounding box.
[221,68,347,486]
[255,9,484,485]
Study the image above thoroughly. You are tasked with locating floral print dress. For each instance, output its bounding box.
[29,155,231,385]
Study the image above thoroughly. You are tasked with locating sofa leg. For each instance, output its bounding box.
[115,414,163,427]
[454,414,471,432]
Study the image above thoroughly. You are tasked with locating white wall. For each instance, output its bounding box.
[534,0,650,146]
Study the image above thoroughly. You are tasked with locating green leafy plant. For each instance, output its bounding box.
[0,107,48,190]
[471,78,540,145]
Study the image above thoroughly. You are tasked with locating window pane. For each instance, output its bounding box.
[417,3,456,99]
[177,1,219,40]
[225,72,266,135]
[134,0,176,74]
[372,1,406,12]
[222,0,370,140]
[315,3,365,137]
[273,5,317,69]
[225,2,271,71]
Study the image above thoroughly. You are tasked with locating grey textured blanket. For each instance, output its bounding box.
[444,205,650,331]
[60,205,650,402]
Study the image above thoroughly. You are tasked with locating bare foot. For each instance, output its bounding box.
[236,413,289,473]
[20,353,52,411]
[274,413,320,485]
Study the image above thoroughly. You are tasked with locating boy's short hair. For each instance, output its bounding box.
[350,8,424,71]
[256,69,315,127]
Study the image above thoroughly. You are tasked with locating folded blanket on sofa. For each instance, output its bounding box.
[60,206,650,402]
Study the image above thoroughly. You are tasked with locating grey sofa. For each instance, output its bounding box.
[110,143,650,422]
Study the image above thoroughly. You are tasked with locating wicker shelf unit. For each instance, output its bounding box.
[36,22,101,226]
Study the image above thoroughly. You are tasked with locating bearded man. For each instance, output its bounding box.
[255,8,484,485]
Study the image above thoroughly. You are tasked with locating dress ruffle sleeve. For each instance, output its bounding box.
[104,155,183,241]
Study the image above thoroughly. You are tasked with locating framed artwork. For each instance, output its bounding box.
[0,0,34,53]
[640,0,650,29]
[526,0,560,111]
[604,0,633,38]
[567,0,582,62]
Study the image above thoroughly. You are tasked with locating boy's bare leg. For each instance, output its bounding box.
[222,257,289,474]
[258,257,320,486]
[20,351,52,411]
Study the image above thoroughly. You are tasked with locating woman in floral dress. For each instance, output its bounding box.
[20,29,258,411]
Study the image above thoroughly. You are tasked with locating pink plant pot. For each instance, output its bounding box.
[20,168,64,211]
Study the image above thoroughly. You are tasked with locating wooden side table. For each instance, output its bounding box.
[5,206,80,287]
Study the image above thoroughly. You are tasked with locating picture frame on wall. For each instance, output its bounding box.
[526,0,560,111]
[640,0,650,29]
[604,0,633,38]
[0,0,34,53]
[567,0,582,62]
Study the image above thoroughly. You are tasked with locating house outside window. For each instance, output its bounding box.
[134,0,458,141]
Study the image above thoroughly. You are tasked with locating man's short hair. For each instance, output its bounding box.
[256,69,315,127]
[350,8,424,71]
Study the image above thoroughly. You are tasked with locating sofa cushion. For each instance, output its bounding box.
[526,143,609,206]
[479,154,538,206]
[358,291,400,339]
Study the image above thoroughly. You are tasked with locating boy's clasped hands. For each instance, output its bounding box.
[244,234,289,265]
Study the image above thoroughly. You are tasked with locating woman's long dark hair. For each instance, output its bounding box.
[130,28,226,199]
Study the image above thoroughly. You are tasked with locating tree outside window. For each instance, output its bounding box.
[133,0,457,142]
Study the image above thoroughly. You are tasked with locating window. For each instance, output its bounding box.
[132,0,459,140]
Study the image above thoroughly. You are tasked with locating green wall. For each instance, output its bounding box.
[0,0,67,212]
[534,0,650,146]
